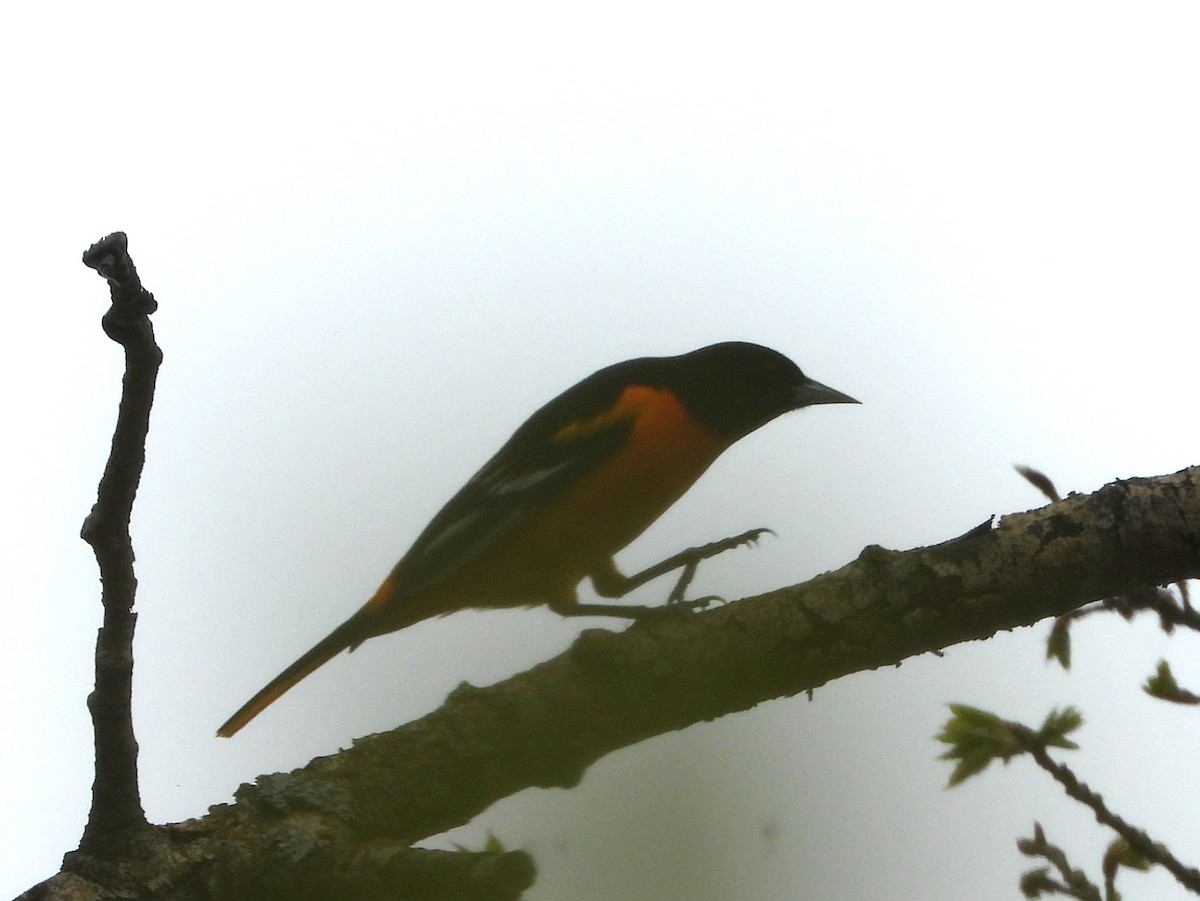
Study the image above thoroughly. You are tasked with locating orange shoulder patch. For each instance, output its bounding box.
[552,385,661,443]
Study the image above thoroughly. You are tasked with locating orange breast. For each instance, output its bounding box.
[398,385,728,619]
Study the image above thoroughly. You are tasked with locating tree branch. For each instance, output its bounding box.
[77,233,162,856]
[209,467,1200,856]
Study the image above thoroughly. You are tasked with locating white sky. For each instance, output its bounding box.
[4,2,1199,898]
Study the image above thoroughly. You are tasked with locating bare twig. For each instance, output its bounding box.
[1015,464,1063,503]
[76,232,162,856]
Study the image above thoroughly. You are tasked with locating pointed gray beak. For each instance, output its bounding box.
[794,377,859,408]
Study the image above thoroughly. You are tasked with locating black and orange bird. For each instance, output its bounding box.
[217,341,857,736]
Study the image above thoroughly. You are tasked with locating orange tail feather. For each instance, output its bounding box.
[216,618,364,737]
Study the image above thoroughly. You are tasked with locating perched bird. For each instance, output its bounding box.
[217,341,857,736]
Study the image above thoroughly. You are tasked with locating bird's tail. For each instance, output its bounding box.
[216,617,365,738]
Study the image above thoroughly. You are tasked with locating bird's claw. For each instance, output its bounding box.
[671,593,724,609]
[638,595,715,619]
[735,527,775,548]
[663,527,774,606]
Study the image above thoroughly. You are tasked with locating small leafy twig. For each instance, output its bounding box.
[1127,585,1200,634]
[1015,735,1200,892]
[1042,583,1199,671]
[1144,659,1200,705]
[1017,823,1159,900]
[1017,822,1103,900]
[941,703,1200,895]
[1103,837,1155,899]
[937,705,1080,787]
[940,710,1195,897]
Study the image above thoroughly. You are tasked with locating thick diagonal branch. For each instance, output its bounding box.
[206,468,1200,874]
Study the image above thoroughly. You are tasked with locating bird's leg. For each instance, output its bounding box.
[552,528,773,620]
[613,528,774,603]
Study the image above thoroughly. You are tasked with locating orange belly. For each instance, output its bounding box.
[373,385,728,628]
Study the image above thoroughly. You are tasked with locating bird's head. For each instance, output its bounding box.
[664,341,859,441]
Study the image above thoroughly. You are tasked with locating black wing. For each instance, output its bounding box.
[383,375,638,604]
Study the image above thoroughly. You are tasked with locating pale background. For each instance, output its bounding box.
[4,3,1199,898]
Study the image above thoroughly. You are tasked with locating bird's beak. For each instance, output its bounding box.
[794,377,859,408]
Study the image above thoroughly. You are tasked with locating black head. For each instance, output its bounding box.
[660,341,858,441]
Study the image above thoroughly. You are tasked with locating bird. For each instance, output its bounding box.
[217,341,857,736]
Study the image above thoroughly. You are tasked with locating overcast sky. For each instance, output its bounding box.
[5,3,1199,899]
